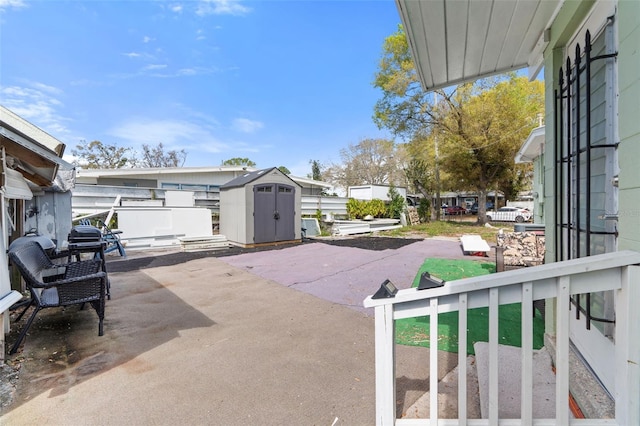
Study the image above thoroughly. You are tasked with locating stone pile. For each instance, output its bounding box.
[497,231,545,266]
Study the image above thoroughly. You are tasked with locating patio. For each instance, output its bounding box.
[1,237,482,424]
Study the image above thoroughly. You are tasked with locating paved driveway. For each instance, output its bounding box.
[2,237,485,425]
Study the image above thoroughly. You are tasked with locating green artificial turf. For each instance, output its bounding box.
[395,258,545,355]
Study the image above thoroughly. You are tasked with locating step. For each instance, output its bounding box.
[178,235,229,252]
[474,342,557,419]
[402,355,482,419]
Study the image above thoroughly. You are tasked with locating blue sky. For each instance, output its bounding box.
[0,0,400,177]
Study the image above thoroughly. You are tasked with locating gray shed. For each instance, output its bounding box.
[220,167,302,247]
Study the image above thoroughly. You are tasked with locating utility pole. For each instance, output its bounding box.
[434,92,442,220]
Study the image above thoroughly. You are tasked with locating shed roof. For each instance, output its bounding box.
[220,167,302,190]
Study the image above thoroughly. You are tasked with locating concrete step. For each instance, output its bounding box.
[474,342,558,419]
[402,355,482,419]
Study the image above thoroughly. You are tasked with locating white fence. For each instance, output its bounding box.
[71,184,348,218]
[364,251,640,425]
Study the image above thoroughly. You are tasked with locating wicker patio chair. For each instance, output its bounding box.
[8,241,107,355]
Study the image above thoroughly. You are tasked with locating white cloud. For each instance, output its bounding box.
[196,0,251,17]
[29,81,63,96]
[142,36,154,43]
[176,68,198,76]
[169,4,182,13]
[0,83,70,137]
[69,78,105,87]
[109,119,229,156]
[232,118,263,133]
[124,52,141,58]
[0,0,27,11]
[143,64,168,71]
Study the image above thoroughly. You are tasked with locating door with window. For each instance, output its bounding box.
[554,11,618,393]
[253,183,295,243]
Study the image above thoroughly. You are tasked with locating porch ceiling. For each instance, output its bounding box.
[395,0,562,91]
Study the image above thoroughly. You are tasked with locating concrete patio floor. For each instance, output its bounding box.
[1,237,490,425]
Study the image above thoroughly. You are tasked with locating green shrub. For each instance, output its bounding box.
[347,198,388,219]
[366,199,387,218]
[387,185,406,219]
[418,197,431,222]
[347,198,366,219]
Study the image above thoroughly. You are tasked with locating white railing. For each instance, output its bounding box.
[364,250,640,425]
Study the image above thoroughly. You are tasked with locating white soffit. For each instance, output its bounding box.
[395,0,562,91]
[515,125,545,163]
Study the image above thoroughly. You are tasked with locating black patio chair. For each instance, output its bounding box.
[8,241,107,355]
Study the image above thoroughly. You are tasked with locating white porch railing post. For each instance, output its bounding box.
[429,298,439,422]
[521,282,533,424]
[488,288,499,426]
[374,304,396,426]
[615,265,640,425]
[556,276,570,424]
[458,293,468,425]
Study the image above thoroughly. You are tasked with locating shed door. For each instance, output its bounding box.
[253,184,295,243]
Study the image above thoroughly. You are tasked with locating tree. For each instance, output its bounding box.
[308,159,323,181]
[222,157,256,167]
[436,77,542,221]
[373,25,543,223]
[278,166,291,175]
[323,138,403,193]
[71,140,135,169]
[139,143,187,168]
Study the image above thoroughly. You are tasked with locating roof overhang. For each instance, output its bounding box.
[395,0,562,91]
[76,166,332,189]
[0,106,74,187]
[76,165,259,179]
[515,125,545,163]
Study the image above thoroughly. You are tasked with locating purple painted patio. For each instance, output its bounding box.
[220,237,483,315]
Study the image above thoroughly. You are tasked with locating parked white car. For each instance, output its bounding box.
[486,207,531,223]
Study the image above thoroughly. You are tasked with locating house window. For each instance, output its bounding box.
[161,183,181,190]
[554,18,618,335]
[181,184,207,191]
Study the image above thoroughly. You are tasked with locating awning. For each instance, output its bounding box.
[395,0,562,91]
[515,125,545,163]
[0,106,74,187]
[2,167,33,200]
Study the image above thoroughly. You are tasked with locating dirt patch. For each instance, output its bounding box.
[314,236,423,251]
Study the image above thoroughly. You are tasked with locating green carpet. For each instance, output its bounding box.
[395,258,545,355]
